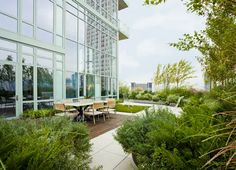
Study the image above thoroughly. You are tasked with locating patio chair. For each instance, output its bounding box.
[84,102,105,124]
[103,99,117,118]
[62,99,77,112]
[54,103,78,119]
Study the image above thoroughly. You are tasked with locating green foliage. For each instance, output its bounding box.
[22,109,59,119]
[166,94,180,104]
[0,117,91,170]
[154,60,195,89]
[115,100,227,169]
[119,82,130,99]
[115,104,149,113]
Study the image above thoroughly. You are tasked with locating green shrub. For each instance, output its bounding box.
[166,94,180,104]
[0,117,91,170]
[152,94,160,102]
[115,105,225,169]
[115,104,149,113]
[22,109,59,119]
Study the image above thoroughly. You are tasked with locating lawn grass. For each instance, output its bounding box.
[115,104,149,113]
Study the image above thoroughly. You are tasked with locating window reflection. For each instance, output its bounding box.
[0,64,16,117]
[22,23,33,37]
[1,0,17,17]
[37,68,53,100]
[37,0,53,31]
[0,50,17,62]
[65,40,77,72]
[0,14,17,32]
[22,0,33,23]
[23,66,33,101]
[101,76,107,96]
[38,101,53,109]
[66,12,77,41]
[55,70,63,100]
[86,74,95,98]
[79,74,84,96]
[66,72,78,98]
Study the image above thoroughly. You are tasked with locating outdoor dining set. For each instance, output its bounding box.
[54,98,116,124]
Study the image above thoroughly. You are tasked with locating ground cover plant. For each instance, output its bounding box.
[115,91,235,169]
[22,109,59,119]
[115,104,149,113]
[0,117,91,170]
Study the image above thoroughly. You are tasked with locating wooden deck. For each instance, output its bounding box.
[87,114,134,139]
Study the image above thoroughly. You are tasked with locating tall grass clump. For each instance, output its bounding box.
[0,117,91,170]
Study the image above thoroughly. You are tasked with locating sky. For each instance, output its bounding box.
[118,0,206,89]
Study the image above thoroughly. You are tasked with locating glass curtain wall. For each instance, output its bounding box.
[0,0,118,117]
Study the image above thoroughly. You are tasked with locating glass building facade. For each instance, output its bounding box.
[0,0,128,117]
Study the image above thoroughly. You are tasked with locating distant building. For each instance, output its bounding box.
[131,82,153,92]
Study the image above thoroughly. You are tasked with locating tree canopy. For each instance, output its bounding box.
[154,60,195,89]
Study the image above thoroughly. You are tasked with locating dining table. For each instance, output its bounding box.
[65,102,93,122]
[64,100,109,122]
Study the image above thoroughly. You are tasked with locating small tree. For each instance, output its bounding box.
[173,59,195,88]
[119,82,130,100]
[154,60,195,89]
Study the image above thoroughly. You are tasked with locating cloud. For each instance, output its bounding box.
[118,0,206,89]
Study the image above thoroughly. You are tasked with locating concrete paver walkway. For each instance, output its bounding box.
[90,128,137,170]
[90,103,182,169]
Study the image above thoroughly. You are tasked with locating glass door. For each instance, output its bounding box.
[0,63,17,118]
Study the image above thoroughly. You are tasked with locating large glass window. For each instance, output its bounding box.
[79,19,85,44]
[55,70,63,100]
[0,14,17,32]
[0,64,16,117]
[101,76,107,96]
[65,40,77,72]
[56,6,63,36]
[86,48,94,74]
[37,0,54,31]
[22,23,33,37]
[66,72,78,98]
[37,68,53,100]
[23,66,33,101]
[112,79,117,96]
[78,44,84,72]
[0,50,17,62]
[0,39,17,62]
[86,74,95,98]
[37,28,53,44]
[79,74,84,97]
[22,0,33,23]
[1,0,17,17]
[66,12,77,41]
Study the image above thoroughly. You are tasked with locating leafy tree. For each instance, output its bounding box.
[154,60,195,89]
[119,82,130,99]
[173,60,195,88]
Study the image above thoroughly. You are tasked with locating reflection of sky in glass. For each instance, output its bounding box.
[66,12,77,41]
[37,0,53,31]
[0,0,17,17]
[78,45,85,72]
[56,6,63,35]
[65,40,77,72]
[37,58,53,68]
[0,50,17,62]
[22,23,33,37]
[0,39,16,50]
[0,14,17,32]
[36,29,53,44]
[55,70,63,100]
[22,0,33,23]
